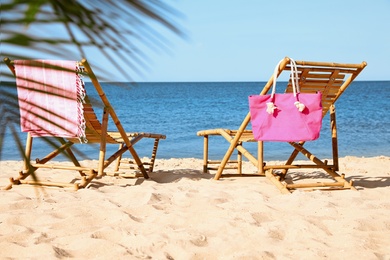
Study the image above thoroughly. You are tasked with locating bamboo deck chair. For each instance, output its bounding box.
[3,58,166,190]
[197,57,367,193]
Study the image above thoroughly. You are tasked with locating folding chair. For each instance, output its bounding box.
[3,58,166,190]
[197,57,367,193]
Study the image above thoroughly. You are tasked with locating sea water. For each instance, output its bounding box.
[1,81,389,161]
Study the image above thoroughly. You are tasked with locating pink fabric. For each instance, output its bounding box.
[249,92,323,142]
[14,60,86,142]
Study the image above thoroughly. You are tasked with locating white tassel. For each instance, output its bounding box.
[266,102,277,114]
[294,101,306,112]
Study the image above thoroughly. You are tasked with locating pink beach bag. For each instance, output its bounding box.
[248,58,323,142]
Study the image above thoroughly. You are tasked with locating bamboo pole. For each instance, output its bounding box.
[24,133,33,172]
[263,164,335,170]
[81,59,148,178]
[286,182,347,189]
[30,164,96,171]
[258,141,264,175]
[237,143,242,175]
[16,180,77,188]
[330,105,339,171]
[35,140,74,164]
[115,143,124,172]
[203,135,209,173]
[294,60,367,69]
[98,107,109,176]
[265,170,290,194]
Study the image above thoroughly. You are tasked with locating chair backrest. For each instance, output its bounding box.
[9,59,87,141]
[4,58,118,144]
[285,60,367,117]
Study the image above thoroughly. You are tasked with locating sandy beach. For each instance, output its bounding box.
[1,156,390,259]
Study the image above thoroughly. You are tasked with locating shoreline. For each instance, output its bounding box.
[1,156,390,258]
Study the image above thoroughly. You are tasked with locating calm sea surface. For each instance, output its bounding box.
[1,81,389,161]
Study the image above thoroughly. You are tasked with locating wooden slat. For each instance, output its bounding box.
[300,73,345,80]
[292,60,366,69]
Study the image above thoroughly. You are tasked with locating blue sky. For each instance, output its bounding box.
[136,0,389,82]
[2,1,389,82]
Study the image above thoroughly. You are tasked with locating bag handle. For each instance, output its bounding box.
[266,57,306,114]
[290,58,300,95]
[271,58,299,98]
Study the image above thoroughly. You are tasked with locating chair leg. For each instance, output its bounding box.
[148,138,160,173]
[77,169,98,189]
[4,136,84,190]
[6,133,37,189]
[265,169,291,194]
[115,143,124,172]
[237,146,242,175]
[98,108,109,177]
[23,132,33,172]
[237,142,242,175]
[258,141,264,175]
[202,135,209,173]
[8,136,75,189]
[330,105,339,171]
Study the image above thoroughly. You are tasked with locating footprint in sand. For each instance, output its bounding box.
[33,232,51,244]
[147,193,172,211]
[268,229,285,241]
[53,246,73,258]
[251,212,273,226]
[123,211,144,223]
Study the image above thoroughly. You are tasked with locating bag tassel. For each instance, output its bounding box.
[294,101,306,112]
[266,102,278,114]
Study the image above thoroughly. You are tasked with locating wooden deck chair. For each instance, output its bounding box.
[197,57,367,193]
[3,57,166,190]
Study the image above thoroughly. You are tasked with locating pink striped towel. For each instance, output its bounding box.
[14,60,87,143]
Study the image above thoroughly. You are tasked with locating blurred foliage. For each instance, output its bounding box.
[1,0,185,79]
[0,0,184,162]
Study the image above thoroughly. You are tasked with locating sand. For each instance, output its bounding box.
[1,156,390,259]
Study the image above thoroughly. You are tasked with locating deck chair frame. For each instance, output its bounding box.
[197,57,367,193]
[3,58,166,190]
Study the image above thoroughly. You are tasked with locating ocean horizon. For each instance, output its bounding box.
[1,81,389,162]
